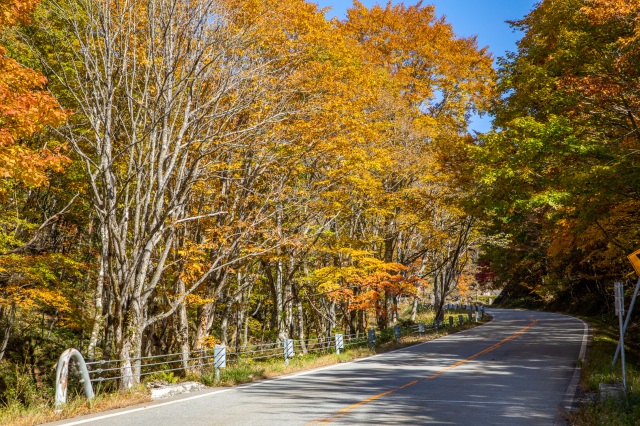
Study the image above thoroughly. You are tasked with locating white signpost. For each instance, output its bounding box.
[214,345,226,382]
[335,334,344,355]
[283,339,294,365]
[614,282,626,392]
[610,249,640,388]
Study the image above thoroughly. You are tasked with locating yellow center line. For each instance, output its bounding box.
[307,316,538,426]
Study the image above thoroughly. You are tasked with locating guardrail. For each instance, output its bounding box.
[54,304,485,406]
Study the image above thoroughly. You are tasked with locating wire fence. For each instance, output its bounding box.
[77,303,485,391]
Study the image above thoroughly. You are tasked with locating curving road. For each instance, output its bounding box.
[50,309,589,426]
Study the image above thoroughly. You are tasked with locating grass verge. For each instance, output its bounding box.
[0,386,151,426]
[195,320,482,388]
[565,315,640,425]
[2,313,487,425]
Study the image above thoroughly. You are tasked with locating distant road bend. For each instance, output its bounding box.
[50,309,589,426]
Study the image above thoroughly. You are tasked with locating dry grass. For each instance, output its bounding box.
[0,387,151,426]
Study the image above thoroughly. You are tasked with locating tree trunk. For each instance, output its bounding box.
[87,221,108,362]
[220,304,230,346]
[177,279,190,371]
[0,304,15,361]
[118,303,144,389]
[411,297,418,322]
[293,283,307,354]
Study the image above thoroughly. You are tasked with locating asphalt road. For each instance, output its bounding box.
[50,309,588,426]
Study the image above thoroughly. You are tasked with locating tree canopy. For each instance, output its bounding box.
[5,0,638,407]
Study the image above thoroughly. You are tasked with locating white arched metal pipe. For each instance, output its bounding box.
[55,348,95,407]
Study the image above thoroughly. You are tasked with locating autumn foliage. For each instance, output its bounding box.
[0,0,68,189]
[0,0,496,402]
[471,0,640,312]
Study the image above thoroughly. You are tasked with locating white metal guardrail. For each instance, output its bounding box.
[54,304,485,406]
[54,349,95,407]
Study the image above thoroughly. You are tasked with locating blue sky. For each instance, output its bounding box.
[313,0,538,132]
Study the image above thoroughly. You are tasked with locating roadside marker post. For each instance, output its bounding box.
[335,334,344,355]
[368,328,376,348]
[283,339,294,366]
[214,345,226,382]
[612,278,640,369]
[448,316,453,329]
[458,314,464,325]
[418,322,425,336]
[394,325,401,343]
[614,282,627,392]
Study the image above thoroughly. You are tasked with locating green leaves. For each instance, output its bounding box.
[473,0,640,308]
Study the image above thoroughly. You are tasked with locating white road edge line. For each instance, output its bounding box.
[555,315,590,426]
[52,316,498,425]
[51,341,444,425]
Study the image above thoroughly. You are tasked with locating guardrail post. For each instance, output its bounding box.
[55,348,94,407]
[418,322,425,336]
[393,325,401,343]
[458,314,464,325]
[448,316,454,329]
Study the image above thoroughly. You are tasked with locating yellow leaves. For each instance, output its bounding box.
[308,246,415,310]
[340,0,495,134]
[581,0,638,25]
[184,294,216,307]
[0,253,80,328]
[176,243,208,285]
[198,335,221,349]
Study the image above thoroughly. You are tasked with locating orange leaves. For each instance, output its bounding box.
[309,247,418,312]
[455,273,475,298]
[0,0,39,26]
[0,1,70,190]
[340,0,495,131]
[581,0,639,25]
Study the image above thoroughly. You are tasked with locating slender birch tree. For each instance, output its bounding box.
[34,0,296,387]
